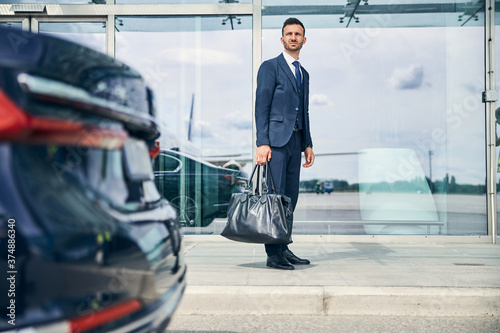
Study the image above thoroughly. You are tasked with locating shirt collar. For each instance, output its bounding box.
[282,52,299,67]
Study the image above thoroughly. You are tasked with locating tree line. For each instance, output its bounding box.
[301,175,488,195]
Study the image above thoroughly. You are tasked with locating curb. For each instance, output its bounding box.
[182,234,495,244]
[176,286,500,317]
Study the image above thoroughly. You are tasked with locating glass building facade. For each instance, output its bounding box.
[0,1,498,242]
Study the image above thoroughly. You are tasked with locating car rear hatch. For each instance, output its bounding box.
[0,27,185,333]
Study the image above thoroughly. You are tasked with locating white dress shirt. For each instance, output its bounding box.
[282,52,302,84]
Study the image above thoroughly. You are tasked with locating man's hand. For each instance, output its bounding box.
[303,147,315,168]
[255,145,272,165]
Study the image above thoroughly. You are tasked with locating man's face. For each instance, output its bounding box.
[281,24,306,53]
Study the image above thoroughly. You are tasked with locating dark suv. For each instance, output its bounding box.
[0,27,185,332]
[153,149,247,227]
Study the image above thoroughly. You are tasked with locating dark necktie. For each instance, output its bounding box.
[292,61,301,89]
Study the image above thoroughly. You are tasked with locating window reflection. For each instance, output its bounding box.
[0,0,90,3]
[115,15,252,158]
[0,22,22,30]
[116,15,252,227]
[263,6,486,235]
[153,150,247,227]
[262,1,484,29]
[38,22,106,54]
[116,0,251,4]
[0,0,492,236]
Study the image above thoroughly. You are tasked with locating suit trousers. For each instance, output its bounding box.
[264,130,303,256]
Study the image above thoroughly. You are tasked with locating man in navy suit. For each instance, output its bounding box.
[255,17,315,270]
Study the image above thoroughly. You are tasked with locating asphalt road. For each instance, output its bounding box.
[167,314,500,333]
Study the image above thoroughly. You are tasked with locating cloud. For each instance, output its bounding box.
[165,47,243,66]
[388,64,424,90]
[224,111,252,130]
[184,118,216,140]
[311,93,333,106]
[230,121,252,130]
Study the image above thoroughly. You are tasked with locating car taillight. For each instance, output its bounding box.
[149,140,160,159]
[0,89,128,149]
[69,299,142,333]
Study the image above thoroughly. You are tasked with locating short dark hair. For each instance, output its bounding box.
[282,18,305,37]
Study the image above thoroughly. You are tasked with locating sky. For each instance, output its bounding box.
[44,16,489,185]
[292,26,486,185]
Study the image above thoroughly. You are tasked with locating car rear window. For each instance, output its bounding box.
[12,143,159,224]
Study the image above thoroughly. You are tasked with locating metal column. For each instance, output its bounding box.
[485,0,497,244]
[251,0,262,193]
[252,0,262,169]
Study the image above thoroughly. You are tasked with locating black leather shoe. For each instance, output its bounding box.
[282,249,310,265]
[266,253,295,270]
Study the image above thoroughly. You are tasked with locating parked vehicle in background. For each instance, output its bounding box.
[315,180,334,194]
[0,27,185,333]
[153,149,247,227]
[324,180,334,194]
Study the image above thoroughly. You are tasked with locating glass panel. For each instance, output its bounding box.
[263,1,486,235]
[0,0,91,3]
[0,22,22,30]
[38,22,106,54]
[263,1,484,29]
[116,16,252,228]
[116,0,251,4]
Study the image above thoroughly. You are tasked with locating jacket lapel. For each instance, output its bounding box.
[277,54,299,93]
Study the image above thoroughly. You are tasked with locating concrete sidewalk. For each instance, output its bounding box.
[175,236,500,317]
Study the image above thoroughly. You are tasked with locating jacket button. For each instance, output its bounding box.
[295,107,299,110]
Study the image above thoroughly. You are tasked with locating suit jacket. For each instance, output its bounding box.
[255,53,313,151]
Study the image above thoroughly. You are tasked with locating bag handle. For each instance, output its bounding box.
[262,161,277,194]
[245,163,259,193]
[245,162,277,195]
